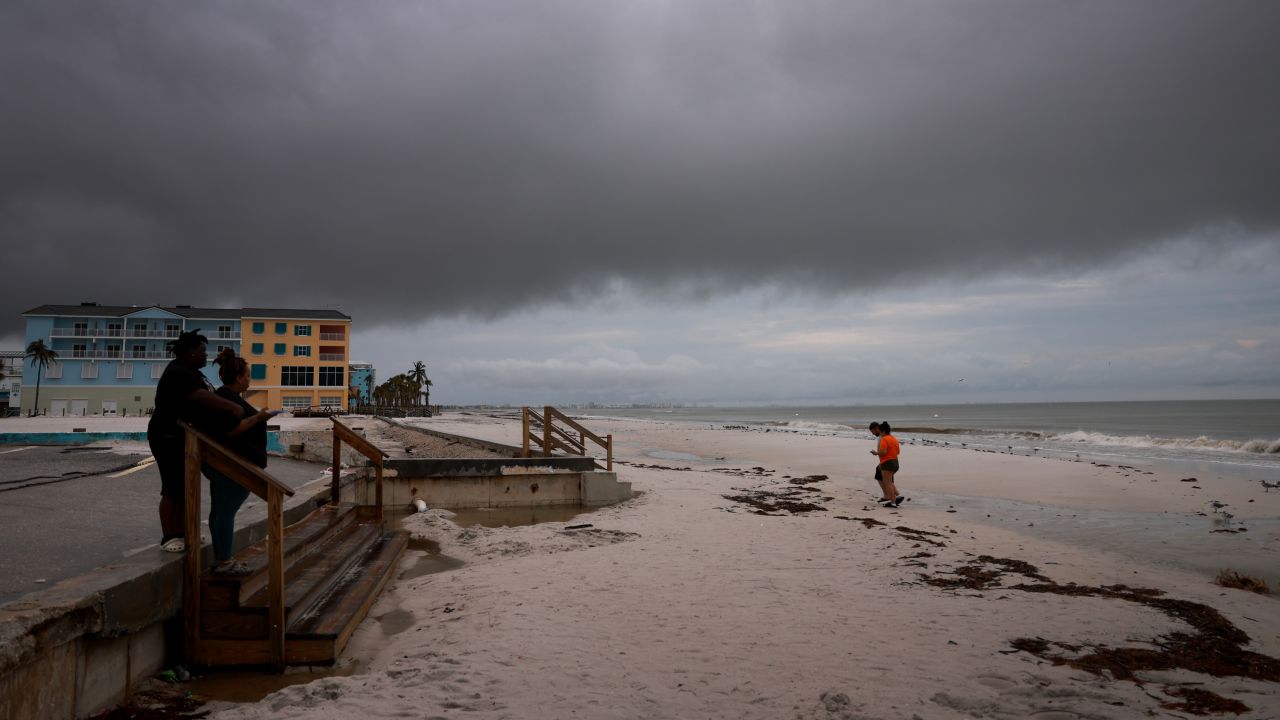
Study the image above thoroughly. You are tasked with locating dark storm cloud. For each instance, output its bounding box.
[2,1,1278,334]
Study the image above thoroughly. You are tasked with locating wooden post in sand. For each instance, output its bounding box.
[543,406,553,458]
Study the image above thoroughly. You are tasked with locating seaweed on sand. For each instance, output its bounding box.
[918,556,1280,715]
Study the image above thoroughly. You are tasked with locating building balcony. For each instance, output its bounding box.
[51,328,183,339]
[318,353,345,362]
[319,332,345,341]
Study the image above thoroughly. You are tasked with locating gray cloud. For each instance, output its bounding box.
[2,1,1279,336]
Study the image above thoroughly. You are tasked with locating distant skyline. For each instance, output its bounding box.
[3,2,1278,405]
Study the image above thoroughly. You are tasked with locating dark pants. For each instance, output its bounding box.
[203,465,250,561]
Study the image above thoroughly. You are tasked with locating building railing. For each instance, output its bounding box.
[318,353,344,362]
[319,333,345,341]
[522,406,613,471]
[51,328,184,339]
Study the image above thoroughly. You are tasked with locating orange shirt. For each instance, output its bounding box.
[878,434,900,463]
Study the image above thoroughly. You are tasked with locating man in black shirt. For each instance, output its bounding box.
[147,331,244,552]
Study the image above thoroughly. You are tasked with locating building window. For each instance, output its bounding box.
[294,325,312,337]
[253,322,264,334]
[150,364,164,379]
[73,322,88,336]
[319,367,344,387]
[319,396,344,408]
[275,322,287,334]
[116,364,133,379]
[133,323,148,336]
[251,343,263,355]
[46,364,63,379]
[282,396,312,409]
[107,323,122,337]
[215,345,231,356]
[217,324,234,339]
[251,364,267,380]
[281,366,314,387]
[81,364,98,379]
[274,343,286,355]
[166,323,180,338]
[131,344,147,358]
[293,346,312,357]
[105,345,122,359]
[73,344,87,358]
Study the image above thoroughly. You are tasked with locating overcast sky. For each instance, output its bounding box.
[2,1,1278,404]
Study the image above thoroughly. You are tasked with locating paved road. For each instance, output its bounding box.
[0,444,331,606]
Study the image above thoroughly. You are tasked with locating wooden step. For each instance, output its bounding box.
[199,522,379,641]
[202,504,358,610]
[196,531,408,667]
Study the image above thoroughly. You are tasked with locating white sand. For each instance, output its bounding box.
[192,414,1280,717]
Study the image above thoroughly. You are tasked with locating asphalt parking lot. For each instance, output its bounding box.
[0,444,330,605]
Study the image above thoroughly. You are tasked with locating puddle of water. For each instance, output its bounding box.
[376,607,416,637]
[186,663,360,704]
[399,536,465,580]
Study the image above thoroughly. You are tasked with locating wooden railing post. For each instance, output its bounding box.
[182,431,203,665]
[543,406,552,458]
[374,458,384,521]
[331,432,341,506]
[522,407,530,458]
[267,486,285,673]
[607,434,613,471]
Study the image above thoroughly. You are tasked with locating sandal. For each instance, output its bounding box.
[161,538,186,553]
[213,560,252,576]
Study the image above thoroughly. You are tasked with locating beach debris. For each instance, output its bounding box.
[918,556,1280,715]
[564,523,593,530]
[1213,569,1270,595]
[721,488,826,515]
[1180,477,1197,482]
[893,526,946,547]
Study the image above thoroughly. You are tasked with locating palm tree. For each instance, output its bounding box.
[25,340,59,416]
[408,361,428,407]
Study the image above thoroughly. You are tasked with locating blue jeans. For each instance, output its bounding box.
[202,464,251,562]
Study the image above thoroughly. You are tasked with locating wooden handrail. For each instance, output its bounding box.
[332,418,389,520]
[178,420,295,673]
[521,406,613,471]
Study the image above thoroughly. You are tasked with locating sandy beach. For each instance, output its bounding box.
[190,412,1280,718]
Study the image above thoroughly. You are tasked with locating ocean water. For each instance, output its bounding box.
[582,400,1280,479]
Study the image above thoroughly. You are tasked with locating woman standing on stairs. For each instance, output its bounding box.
[207,348,280,575]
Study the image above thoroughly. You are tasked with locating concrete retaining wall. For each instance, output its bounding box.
[0,494,326,720]
[347,457,632,510]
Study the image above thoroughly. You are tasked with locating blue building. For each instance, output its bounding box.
[20,303,351,416]
[348,362,376,409]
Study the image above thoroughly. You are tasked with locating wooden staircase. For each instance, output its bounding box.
[179,418,404,670]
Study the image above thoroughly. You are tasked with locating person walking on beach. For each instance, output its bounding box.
[870,421,903,507]
[147,331,244,552]
[205,348,280,575]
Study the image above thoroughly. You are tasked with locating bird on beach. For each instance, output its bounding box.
[1260,480,1279,493]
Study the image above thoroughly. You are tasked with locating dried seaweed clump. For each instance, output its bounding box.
[1214,568,1270,595]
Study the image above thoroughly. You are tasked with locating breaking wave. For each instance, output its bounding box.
[763,420,857,433]
[1042,430,1280,455]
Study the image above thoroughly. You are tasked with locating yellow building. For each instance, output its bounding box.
[240,309,351,411]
